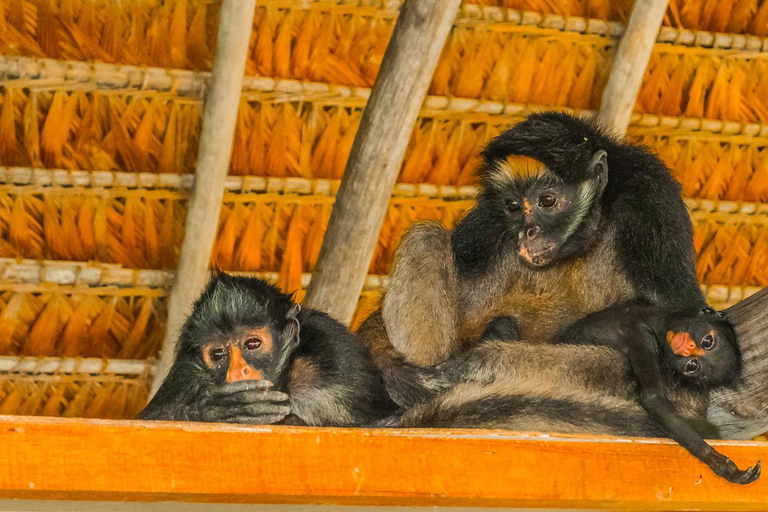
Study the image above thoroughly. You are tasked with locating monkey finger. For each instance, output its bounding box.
[223,414,289,425]
[211,380,274,397]
[216,390,290,406]
[738,461,761,485]
[232,403,292,418]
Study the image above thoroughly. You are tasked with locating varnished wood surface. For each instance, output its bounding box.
[0,416,766,509]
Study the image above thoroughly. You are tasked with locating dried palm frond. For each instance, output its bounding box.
[3,85,767,194]
[3,4,767,123]
[0,371,151,419]
[0,284,166,358]
[0,183,766,287]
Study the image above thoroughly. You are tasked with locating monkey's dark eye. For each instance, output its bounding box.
[539,194,556,208]
[701,334,715,350]
[209,348,226,362]
[685,358,700,374]
[244,338,262,350]
[505,200,521,213]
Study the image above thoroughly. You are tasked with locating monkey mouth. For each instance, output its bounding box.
[519,244,556,267]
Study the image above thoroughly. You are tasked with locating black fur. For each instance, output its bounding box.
[140,272,396,426]
[454,111,703,309]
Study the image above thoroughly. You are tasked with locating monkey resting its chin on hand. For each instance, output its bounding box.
[139,271,396,426]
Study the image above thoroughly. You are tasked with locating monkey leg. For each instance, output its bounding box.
[382,221,460,366]
[201,380,292,425]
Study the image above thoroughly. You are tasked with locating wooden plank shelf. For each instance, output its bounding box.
[1,416,767,509]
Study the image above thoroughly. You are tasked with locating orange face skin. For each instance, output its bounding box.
[201,327,273,383]
[523,199,533,215]
[666,330,705,357]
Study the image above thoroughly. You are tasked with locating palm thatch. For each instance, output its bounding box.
[0,1,765,420]
[0,370,150,419]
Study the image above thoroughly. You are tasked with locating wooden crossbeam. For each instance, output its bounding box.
[0,416,766,509]
[597,0,669,136]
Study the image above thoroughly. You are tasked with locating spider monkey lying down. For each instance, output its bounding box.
[374,305,760,484]
[140,272,396,426]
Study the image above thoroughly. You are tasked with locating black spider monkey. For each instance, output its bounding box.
[547,303,760,484]
[368,305,759,484]
[363,111,706,408]
[140,271,396,426]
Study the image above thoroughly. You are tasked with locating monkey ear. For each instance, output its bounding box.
[286,303,301,321]
[699,305,728,319]
[283,303,302,351]
[589,150,608,194]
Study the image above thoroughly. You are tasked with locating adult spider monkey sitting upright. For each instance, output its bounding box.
[363,111,707,408]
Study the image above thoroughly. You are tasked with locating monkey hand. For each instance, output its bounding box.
[199,380,292,425]
[480,316,521,342]
[715,457,761,485]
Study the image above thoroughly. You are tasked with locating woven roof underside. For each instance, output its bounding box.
[0,0,766,420]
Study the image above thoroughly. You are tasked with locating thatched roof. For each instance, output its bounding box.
[0,0,766,420]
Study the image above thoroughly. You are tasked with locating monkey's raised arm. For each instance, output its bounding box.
[625,336,760,485]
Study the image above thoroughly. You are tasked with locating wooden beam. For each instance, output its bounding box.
[0,416,767,509]
[302,0,461,325]
[151,0,257,396]
[596,0,669,137]
[709,288,768,440]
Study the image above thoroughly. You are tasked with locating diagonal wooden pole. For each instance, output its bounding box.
[150,0,257,397]
[596,0,669,137]
[302,0,462,325]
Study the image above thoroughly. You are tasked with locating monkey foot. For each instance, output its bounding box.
[720,460,761,485]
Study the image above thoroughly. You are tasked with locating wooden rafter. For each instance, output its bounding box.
[152,0,258,394]
[303,0,462,324]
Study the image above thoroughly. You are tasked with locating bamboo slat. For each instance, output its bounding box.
[0,179,765,287]
[1,63,768,199]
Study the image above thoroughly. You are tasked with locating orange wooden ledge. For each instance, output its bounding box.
[1,416,767,510]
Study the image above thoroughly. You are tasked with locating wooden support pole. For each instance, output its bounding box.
[596,0,669,137]
[151,0,256,396]
[708,288,768,440]
[302,0,461,325]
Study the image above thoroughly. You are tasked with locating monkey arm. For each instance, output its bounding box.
[139,365,291,425]
[625,338,760,485]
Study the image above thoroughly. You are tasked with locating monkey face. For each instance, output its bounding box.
[486,151,607,268]
[178,271,302,388]
[499,177,602,267]
[664,310,740,388]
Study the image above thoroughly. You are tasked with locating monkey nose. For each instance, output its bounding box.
[525,225,541,239]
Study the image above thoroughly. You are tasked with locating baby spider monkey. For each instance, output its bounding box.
[549,303,761,484]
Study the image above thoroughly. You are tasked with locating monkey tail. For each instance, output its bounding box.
[357,311,454,409]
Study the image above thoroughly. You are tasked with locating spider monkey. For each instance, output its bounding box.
[547,303,760,484]
[366,111,705,406]
[370,306,760,484]
[140,272,395,426]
